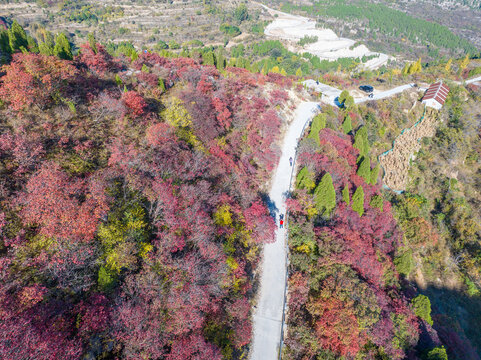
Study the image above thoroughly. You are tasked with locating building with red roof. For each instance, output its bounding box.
[422,81,450,110]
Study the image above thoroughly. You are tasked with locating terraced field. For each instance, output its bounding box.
[0,0,265,49]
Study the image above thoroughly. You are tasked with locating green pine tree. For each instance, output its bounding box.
[0,29,11,54]
[203,51,215,66]
[37,29,55,56]
[356,156,371,182]
[53,33,73,60]
[216,51,225,70]
[351,186,364,217]
[370,163,380,185]
[296,68,303,77]
[308,113,326,145]
[342,184,350,205]
[27,35,38,53]
[353,126,370,157]
[88,32,98,54]
[339,90,354,109]
[158,78,166,92]
[115,74,123,86]
[296,166,315,191]
[342,114,352,134]
[314,173,336,216]
[8,20,28,52]
[39,41,54,56]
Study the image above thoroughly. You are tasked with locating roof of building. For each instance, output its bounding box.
[423,81,450,105]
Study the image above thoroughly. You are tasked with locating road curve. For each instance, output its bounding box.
[250,102,320,360]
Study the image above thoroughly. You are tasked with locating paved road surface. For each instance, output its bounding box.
[303,79,415,106]
[464,75,481,85]
[251,74,481,360]
[355,83,415,104]
[250,102,320,360]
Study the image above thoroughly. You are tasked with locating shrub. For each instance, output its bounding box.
[412,294,433,325]
[427,346,448,360]
[342,184,350,205]
[394,249,415,276]
[297,166,316,191]
[369,195,383,211]
[219,24,241,37]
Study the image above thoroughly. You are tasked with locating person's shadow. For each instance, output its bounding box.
[260,193,279,220]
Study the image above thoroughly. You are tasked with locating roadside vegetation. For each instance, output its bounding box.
[0,20,304,358]
[285,57,481,359]
[0,5,481,360]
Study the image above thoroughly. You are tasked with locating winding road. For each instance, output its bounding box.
[303,79,416,106]
[250,74,481,360]
[250,102,320,360]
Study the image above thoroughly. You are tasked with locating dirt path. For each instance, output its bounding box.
[257,2,390,69]
[379,108,438,191]
[250,102,320,360]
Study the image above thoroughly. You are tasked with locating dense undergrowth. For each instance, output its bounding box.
[0,45,294,359]
[285,121,424,359]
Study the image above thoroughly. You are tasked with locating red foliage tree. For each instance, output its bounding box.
[122,90,147,117]
[78,42,121,75]
[244,200,276,243]
[0,53,78,111]
[167,334,222,360]
[308,296,366,358]
[17,161,108,242]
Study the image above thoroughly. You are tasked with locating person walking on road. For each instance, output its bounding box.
[289,157,293,166]
[279,218,284,229]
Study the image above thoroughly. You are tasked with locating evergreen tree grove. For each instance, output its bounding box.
[314,173,336,216]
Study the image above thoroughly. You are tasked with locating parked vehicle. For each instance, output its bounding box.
[359,85,374,93]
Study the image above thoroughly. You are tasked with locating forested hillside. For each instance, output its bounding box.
[0,34,297,358]
[284,73,481,359]
[272,0,479,59]
[286,118,425,359]
[1,6,481,360]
